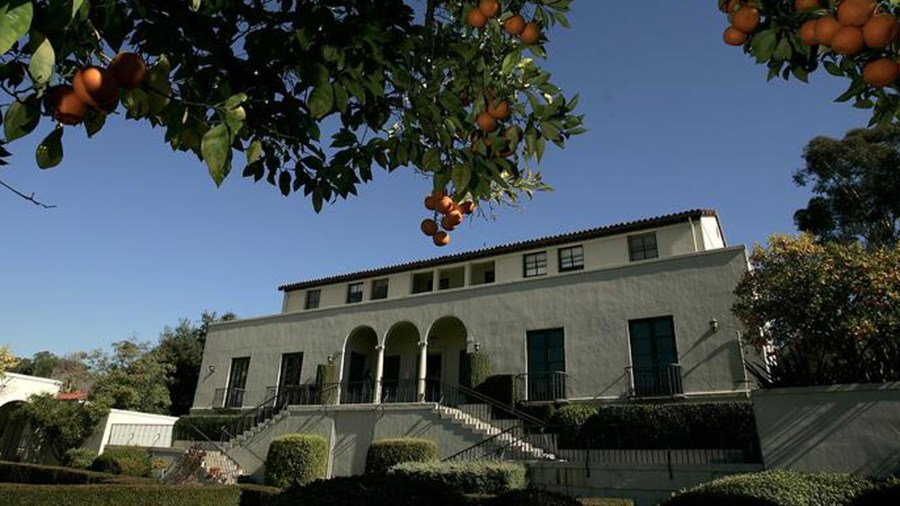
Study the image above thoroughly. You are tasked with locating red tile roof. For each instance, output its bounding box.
[56,392,88,401]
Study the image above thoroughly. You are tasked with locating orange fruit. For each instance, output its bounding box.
[795,0,819,12]
[487,99,510,120]
[479,0,500,19]
[504,14,526,36]
[73,67,119,112]
[424,195,435,210]
[441,214,458,231]
[837,0,875,27]
[724,27,748,46]
[863,13,899,49]
[799,19,819,45]
[47,85,88,125]
[815,16,842,46]
[863,58,899,87]
[467,8,488,28]
[433,231,450,247]
[831,26,865,55]
[520,22,541,45]
[457,201,476,215]
[446,209,464,226]
[731,7,760,33]
[476,112,498,132]
[107,52,148,89]
[421,218,439,236]
[436,195,454,214]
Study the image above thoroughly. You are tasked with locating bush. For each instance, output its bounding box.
[850,478,900,506]
[474,375,521,408]
[661,470,874,506]
[316,363,339,405]
[270,475,467,506]
[365,438,438,475]
[173,415,240,441]
[485,489,581,506]
[63,447,97,469]
[463,352,492,389]
[389,461,526,495]
[0,461,148,485]
[91,447,153,477]
[577,499,633,506]
[0,483,241,506]
[239,483,281,506]
[264,433,328,488]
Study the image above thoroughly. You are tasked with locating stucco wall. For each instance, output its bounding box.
[0,373,61,407]
[753,383,900,478]
[226,404,487,480]
[194,247,749,410]
[82,409,179,455]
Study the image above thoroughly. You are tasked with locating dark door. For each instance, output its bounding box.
[277,352,303,407]
[526,328,566,401]
[226,357,250,408]
[344,352,369,403]
[425,353,442,402]
[629,316,679,396]
[381,355,401,402]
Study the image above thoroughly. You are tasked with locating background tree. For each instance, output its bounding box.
[0,0,582,237]
[16,392,108,463]
[733,234,900,387]
[794,126,900,247]
[88,340,173,414]
[0,345,16,374]
[154,311,236,416]
[11,350,60,378]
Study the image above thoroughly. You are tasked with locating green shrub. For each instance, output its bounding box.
[486,489,581,506]
[365,438,438,475]
[463,352,492,390]
[173,415,240,441]
[661,470,875,506]
[389,461,526,495]
[63,447,97,469]
[0,484,240,506]
[91,447,153,477]
[270,475,467,506]
[850,478,900,506]
[577,499,634,506]
[264,433,328,488]
[316,363,339,405]
[0,461,148,485]
[239,483,281,506]
[550,404,598,428]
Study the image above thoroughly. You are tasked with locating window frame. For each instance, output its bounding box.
[628,232,659,262]
[346,282,364,304]
[304,289,321,310]
[371,278,389,300]
[523,251,548,278]
[558,245,585,272]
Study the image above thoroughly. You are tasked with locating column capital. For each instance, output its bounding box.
[417,341,427,349]
[375,344,385,351]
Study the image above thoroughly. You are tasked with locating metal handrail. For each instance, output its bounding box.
[443,425,521,461]
[438,379,547,428]
[515,371,568,402]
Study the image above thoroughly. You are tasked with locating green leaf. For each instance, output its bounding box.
[0,0,33,56]
[35,126,63,169]
[452,165,471,191]
[223,93,247,110]
[246,139,262,165]
[308,82,334,119]
[751,29,777,63]
[201,123,231,186]
[422,148,441,172]
[28,35,54,87]
[824,61,843,77]
[190,0,201,11]
[71,0,85,18]
[84,112,106,138]
[4,95,40,141]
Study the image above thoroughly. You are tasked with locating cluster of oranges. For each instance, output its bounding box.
[46,53,148,126]
[722,1,762,46]
[466,0,542,45]
[420,190,477,247]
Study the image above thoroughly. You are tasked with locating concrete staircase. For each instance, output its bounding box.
[220,409,291,450]
[434,404,557,461]
[201,449,243,484]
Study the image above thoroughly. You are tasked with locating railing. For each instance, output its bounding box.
[218,389,281,442]
[381,378,418,403]
[106,423,173,448]
[443,423,559,462]
[341,381,374,404]
[555,447,756,465]
[626,363,684,398]
[265,383,341,408]
[516,372,568,402]
[213,387,247,409]
[436,379,548,428]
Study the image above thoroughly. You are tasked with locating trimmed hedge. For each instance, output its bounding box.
[0,461,148,485]
[91,447,153,477]
[270,475,467,506]
[389,461,527,494]
[173,415,240,441]
[661,470,875,506]
[485,489,581,506]
[264,433,328,488]
[0,484,241,506]
[365,438,439,474]
[63,447,97,470]
[316,363,339,405]
[239,483,281,506]
[463,352,492,390]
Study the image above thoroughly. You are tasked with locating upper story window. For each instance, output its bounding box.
[523,251,548,278]
[304,289,321,310]
[371,279,389,300]
[558,245,584,272]
[628,232,658,261]
[412,272,434,294]
[346,282,363,303]
[470,261,495,285]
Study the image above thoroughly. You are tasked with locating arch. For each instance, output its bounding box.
[382,321,421,402]
[424,316,470,401]
[341,326,379,403]
[0,400,27,461]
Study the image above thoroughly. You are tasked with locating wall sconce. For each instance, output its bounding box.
[468,338,481,352]
[208,365,216,373]
[327,354,334,364]
[709,318,719,333]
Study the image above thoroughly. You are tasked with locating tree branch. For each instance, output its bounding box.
[0,178,57,209]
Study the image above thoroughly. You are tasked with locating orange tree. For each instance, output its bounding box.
[0,0,582,228]
[719,0,900,126]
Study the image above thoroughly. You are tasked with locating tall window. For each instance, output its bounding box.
[523,251,548,278]
[628,232,658,261]
[628,316,680,397]
[526,328,566,401]
[371,279,389,300]
[558,245,584,272]
[304,289,321,310]
[225,357,250,408]
[346,282,363,303]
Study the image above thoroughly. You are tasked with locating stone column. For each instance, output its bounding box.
[373,344,385,404]
[417,340,428,402]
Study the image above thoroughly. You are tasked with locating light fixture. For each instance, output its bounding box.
[208,365,216,373]
[709,318,719,333]
[327,354,334,364]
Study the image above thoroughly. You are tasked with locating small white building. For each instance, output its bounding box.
[0,373,62,460]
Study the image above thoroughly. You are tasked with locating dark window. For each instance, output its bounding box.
[523,251,548,278]
[371,279,389,300]
[628,232,658,261]
[628,316,680,397]
[225,357,250,408]
[558,246,584,272]
[439,277,450,290]
[526,328,566,401]
[304,290,321,310]
[412,272,434,294]
[276,352,304,408]
[347,282,363,303]
[484,270,495,283]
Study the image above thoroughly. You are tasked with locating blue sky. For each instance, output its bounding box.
[0,2,871,357]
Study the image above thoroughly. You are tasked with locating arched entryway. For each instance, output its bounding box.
[382,322,421,403]
[342,326,378,404]
[0,401,27,461]
[424,317,469,402]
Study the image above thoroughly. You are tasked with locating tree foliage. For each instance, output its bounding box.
[88,340,173,414]
[0,345,17,374]
[793,126,900,247]
[0,0,582,215]
[17,392,109,463]
[733,234,900,387]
